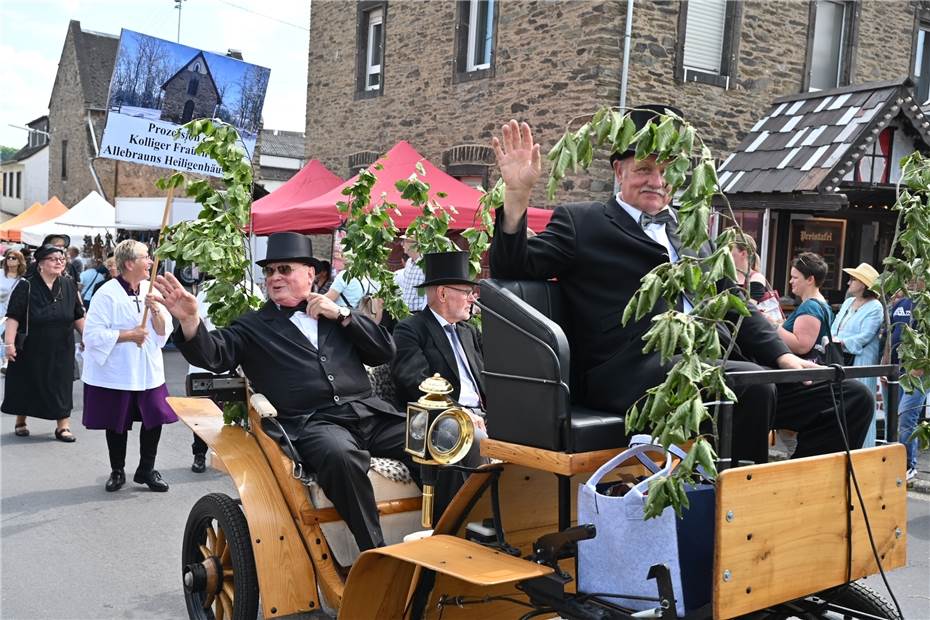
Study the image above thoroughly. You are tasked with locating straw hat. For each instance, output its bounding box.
[842,262,879,288]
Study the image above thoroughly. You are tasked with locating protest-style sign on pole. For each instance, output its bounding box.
[95,29,270,332]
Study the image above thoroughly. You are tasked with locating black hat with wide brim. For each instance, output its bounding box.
[41,233,71,248]
[609,104,685,165]
[34,243,67,262]
[256,232,320,268]
[417,251,478,287]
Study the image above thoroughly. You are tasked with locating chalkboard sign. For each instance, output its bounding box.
[787,217,847,291]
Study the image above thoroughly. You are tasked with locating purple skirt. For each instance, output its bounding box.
[82,383,179,433]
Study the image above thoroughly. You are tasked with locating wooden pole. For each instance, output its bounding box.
[139,185,175,329]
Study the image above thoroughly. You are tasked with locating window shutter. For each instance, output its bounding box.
[682,0,727,74]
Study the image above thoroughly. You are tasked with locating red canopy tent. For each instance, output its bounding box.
[260,141,553,234]
[251,160,343,235]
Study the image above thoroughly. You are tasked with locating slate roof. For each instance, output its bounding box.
[717,78,930,209]
[260,129,305,159]
[70,21,119,109]
[8,143,48,163]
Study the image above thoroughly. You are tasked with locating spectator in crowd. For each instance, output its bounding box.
[314,260,334,294]
[777,252,834,361]
[0,250,26,372]
[81,240,177,492]
[79,258,105,309]
[885,283,926,482]
[68,247,83,279]
[832,263,884,447]
[326,268,381,310]
[728,234,769,302]
[2,244,85,440]
[92,257,118,298]
[393,235,427,312]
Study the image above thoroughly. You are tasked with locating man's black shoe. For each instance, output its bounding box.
[191,454,206,473]
[105,469,125,492]
[133,469,169,492]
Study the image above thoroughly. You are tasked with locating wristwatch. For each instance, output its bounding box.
[337,306,351,320]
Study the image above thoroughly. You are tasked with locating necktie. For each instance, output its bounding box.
[281,301,308,316]
[640,209,682,260]
[444,324,481,404]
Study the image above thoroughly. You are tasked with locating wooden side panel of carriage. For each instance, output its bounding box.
[168,397,320,618]
[713,445,907,619]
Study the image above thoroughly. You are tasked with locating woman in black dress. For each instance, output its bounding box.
[2,244,85,440]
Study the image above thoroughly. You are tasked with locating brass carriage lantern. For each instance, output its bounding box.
[405,374,475,528]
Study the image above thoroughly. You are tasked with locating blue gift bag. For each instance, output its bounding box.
[577,440,715,617]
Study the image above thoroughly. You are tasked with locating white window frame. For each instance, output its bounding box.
[465,0,493,72]
[808,0,849,92]
[682,0,727,76]
[365,9,383,92]
[914,25,930,104]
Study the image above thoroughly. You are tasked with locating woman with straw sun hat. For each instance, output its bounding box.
[832,262,884,447]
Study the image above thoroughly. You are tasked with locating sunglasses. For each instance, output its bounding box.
[262,264,296,277]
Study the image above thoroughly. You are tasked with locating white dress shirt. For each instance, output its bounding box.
[429,308,481,408]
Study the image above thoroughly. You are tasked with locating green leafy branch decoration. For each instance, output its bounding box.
[546,107,757,519]
[154,118,263,424]
[876,152,930,450]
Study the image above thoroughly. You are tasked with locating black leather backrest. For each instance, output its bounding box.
[479,279,571,450]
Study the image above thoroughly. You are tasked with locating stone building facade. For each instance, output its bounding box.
[305,0,921,207]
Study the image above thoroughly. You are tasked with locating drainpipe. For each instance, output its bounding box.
[614,0,635,195]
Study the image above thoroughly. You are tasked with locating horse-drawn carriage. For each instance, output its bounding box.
[169,279,907,619]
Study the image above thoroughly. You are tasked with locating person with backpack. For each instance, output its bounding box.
[79,258,105,309]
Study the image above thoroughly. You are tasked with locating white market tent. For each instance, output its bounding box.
[21,191,116,247]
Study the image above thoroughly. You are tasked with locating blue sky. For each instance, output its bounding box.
[0,0,309,148]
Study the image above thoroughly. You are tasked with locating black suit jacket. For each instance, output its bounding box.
[392,309,485,408]
[174,302,401,440]
[489,197,790,415]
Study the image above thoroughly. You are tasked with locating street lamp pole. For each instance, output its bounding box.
[174,0,187,43]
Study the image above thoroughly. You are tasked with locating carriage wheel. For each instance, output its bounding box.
[182,493,259,620]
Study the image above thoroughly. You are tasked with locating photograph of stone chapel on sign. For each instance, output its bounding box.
[98,29,270,177]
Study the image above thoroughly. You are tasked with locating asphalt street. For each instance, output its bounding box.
[1,350,928,619]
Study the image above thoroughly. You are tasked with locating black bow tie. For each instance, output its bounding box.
[281,301,308,316]
[640,209,676,229]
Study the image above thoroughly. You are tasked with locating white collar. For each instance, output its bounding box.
[429,307,453,328]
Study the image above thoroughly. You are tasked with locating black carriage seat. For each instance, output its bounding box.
[479,279,629,453]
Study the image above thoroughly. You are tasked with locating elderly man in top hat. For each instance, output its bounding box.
[392,251,488,448]
[153,232,413,551]
[488,107,873,463]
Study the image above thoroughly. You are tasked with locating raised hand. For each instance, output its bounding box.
[491,120,542,232]
[152,273,199,321]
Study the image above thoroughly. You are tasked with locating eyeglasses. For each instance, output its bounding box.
[44,256,67,263]
[262,264,295,277]
[444,285,479,298]
[5,257,18,262]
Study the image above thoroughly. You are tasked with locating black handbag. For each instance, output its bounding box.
[807,300,845,366]
[13,279,31,350]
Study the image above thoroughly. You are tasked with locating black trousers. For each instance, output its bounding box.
[774,378,872,459]
[293,412,413,552]
[192,434,208,456]
[106,424,162,473]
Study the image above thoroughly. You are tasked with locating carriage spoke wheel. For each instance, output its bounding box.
[182,493,258,620]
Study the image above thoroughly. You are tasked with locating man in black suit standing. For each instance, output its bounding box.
[392,251,488,458]
[153,232,411,552]
[488,108,872,463]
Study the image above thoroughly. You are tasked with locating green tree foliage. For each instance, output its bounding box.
[154,119,262,424]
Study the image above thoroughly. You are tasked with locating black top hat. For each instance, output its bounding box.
[417,251,478,287]
[256,232,320,268]
[34,244,66,262]
[42,233,71,248]
[609,104,685,165]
